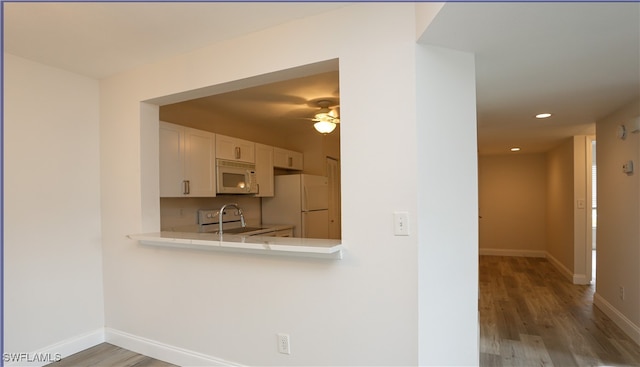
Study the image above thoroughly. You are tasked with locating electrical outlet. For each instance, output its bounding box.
[619,286,625,301]
[277,333,291,355]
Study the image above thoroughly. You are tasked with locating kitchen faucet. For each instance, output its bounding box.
[219,203,245,234]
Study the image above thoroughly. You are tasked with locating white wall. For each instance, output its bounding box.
[594,100,640,344]
[416,44,479,365]
[100,4,445,365]
[3,4,482,365]
[4,54,105,355]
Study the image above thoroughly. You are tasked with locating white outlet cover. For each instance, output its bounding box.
[277,333,291,355]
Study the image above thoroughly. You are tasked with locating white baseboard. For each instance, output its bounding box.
[572,273,591,285]
[479,248,546,258]
[544,252,573,282]
[105,327,245,367]
[593,293,640,346]
[4,328,105,367]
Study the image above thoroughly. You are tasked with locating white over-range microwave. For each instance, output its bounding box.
[216,159,258,194]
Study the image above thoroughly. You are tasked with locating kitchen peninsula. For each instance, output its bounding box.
[128,231,343,259]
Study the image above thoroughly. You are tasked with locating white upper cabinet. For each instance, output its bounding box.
[254,143,275,197]
[159,121,216,197]
[216,134,255,163]
[273,147,303,170]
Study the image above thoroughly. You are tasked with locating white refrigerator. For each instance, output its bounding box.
[262,174,329,238]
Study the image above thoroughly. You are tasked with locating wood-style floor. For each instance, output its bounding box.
[480,255,640,366]
[46,343,177,367]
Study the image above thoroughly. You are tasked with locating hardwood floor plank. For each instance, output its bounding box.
[46,343,177,367]
[479,256,640,367]
[519,334,553,366]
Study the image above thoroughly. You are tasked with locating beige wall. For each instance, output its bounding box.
[594,99,640,343]
[546,138,576,272]
[478,153,547,255]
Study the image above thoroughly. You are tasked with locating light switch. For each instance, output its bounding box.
[394,212,409,236]
[577,199,585,209]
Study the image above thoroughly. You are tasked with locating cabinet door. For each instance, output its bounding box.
[289,151,304,170]
[159,122,185,197]
[273,148,303,170]
[216,134,255,163]
[254,143,274,197]
[184,127,216,197]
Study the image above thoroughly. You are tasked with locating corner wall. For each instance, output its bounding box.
[416,44,479,366]
[546,138,576,277]
[4,54,105,356]
[594,100,640,344]
[545,136,592,283]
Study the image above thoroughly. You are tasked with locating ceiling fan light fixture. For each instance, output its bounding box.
[314,120,337,134]
[314,111,331,121]
[311,100,339,133]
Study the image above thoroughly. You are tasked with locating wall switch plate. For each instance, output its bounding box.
[277,333,291,355]
[394,212,409,236]
[577,199,585,209]
[623,160,634,175]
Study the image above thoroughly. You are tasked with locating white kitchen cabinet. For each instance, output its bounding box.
[159,121,216,197]
[254,143,274,197]
[216,134,255,163]
[273,147,303,170]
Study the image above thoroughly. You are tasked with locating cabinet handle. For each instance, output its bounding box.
[235,146,241,159]
[288,156,293,167]
[183,180,190,195]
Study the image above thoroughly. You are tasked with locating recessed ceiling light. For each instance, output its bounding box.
[536,113,552,119]
[510,147,521,152]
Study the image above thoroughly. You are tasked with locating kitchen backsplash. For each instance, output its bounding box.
[160,196,262,232]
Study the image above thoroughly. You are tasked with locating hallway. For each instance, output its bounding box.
[479,256,640,366]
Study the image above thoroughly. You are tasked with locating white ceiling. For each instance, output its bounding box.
[421,2,640,155]
[4,2,639,155]
[3,2,351,79]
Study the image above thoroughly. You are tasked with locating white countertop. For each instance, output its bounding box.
[128,229,343,259]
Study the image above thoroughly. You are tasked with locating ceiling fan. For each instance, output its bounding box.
[311,100,340,134]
